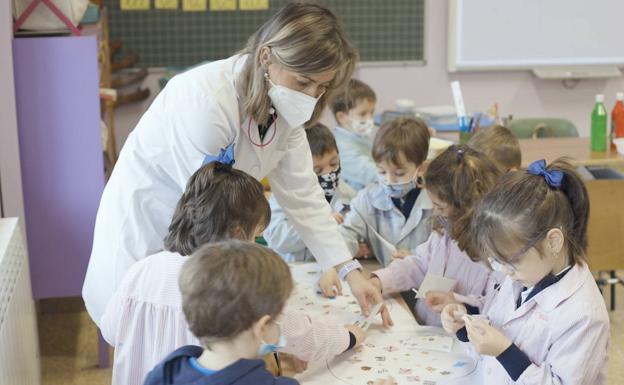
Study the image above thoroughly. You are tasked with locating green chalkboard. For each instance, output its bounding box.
[105,0,425,67]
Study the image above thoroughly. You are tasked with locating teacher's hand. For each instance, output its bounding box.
[346,271,393,328]
[319,268,342,297]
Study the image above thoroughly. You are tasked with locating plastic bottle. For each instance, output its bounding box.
[591,94,607,152]
[611,92,624,151]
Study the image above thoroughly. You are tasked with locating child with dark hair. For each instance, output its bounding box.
[441,159,609,385]
[101,162,364,385]
[264,123,356,262]
[368,145,501,326]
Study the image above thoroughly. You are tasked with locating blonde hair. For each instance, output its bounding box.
[237,2,358,127]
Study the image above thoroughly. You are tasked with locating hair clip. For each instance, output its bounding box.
[456,148,465,162]
[202,143,236,166]
[527,159,563,188]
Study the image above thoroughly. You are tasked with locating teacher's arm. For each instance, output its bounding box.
[267,127,350,271]
[268,128,393,327]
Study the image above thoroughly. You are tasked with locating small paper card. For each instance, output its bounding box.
[416,273,456,299]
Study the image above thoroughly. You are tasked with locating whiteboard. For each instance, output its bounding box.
[448,0,624,71]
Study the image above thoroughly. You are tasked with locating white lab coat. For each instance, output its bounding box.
[477,263,609,385]
[82,54,352,326]
[338,182,433,267]
[265,181,356,263]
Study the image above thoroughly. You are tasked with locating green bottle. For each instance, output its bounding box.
[591,94,607,152]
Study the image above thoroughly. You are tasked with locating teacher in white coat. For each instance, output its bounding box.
[83,3,391,327]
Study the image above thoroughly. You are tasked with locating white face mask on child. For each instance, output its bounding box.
[349,118,375,137]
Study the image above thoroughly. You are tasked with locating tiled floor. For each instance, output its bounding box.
[39,279,624,385]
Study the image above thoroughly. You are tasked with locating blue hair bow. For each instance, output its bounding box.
[202,143,236,166]
[527,159,563,188]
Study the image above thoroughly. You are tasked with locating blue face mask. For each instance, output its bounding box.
[379,177,416,199]
[257,325,287,357]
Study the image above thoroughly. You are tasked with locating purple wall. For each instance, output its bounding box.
[13,36,104,299]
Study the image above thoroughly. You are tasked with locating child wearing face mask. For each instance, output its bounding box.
[143,240,299,385]
[101,161,365,385]
[367,145,501,326]
[441,159,609,385]
[338,117,433,267]
[330,79,379,191]
[264,123,356,262]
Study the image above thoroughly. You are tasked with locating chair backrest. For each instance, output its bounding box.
[510,118,579,139]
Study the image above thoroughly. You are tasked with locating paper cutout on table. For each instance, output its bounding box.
[415,273,456,299]
[183,0,206,11]
[296,329,477,385]
[155,0,178,9]
[287,263,418,333]
[121,0,149,10]
[240,0,269,10]
[399,333,453,353]
[209,0,236,10]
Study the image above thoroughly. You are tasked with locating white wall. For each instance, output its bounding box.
[0,0,26,225]
[113,0,624,152]
[354,0,624,137]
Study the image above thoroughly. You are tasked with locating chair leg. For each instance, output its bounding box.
[611,270,617,311]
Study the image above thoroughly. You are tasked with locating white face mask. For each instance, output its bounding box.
[349,118,375,137]
[265,73,322,128]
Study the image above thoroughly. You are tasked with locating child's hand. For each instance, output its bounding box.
[373,377,397,385]
[318,269,342,297]
[465,319,512,357]
[425,290,459,313]
[346,271,394,328]
[333,212,345,225]
[355,242,371,259]
[391,249,411,259]
[441,303,467,334]
[345,324,367,347]
[279,353,308,374]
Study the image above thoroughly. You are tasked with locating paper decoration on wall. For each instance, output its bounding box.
[155,0,178,9]
[288,263,477,385]
[183,0,206,11]
[209,0,236,11]
[120,0,150,11]
[239,0,269,11]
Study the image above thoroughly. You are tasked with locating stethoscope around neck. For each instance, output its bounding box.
[247,108,278,148]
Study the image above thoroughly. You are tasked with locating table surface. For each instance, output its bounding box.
[280,262,482,384]
[518,137,624,168]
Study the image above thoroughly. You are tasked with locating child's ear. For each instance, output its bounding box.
[335,111,349,127]
[545,228,565,255]
[251,315,272,341]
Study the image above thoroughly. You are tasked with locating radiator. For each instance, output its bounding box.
[0,218,40,385]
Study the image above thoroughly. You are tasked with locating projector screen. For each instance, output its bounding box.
[448,0,624,71]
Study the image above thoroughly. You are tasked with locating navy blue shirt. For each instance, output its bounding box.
[144,345,299,385]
